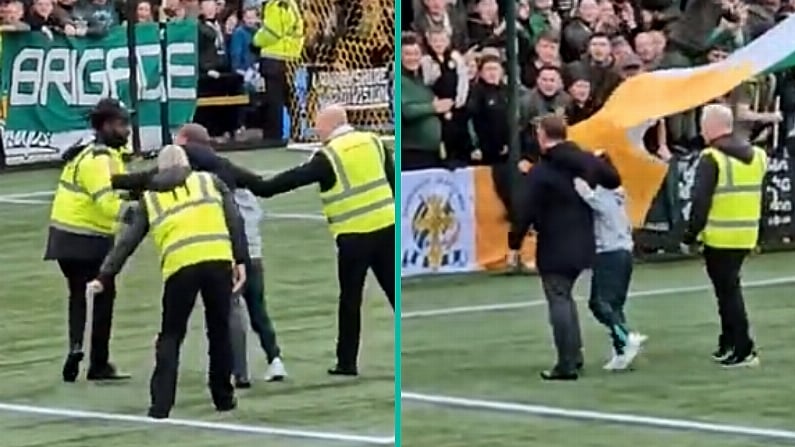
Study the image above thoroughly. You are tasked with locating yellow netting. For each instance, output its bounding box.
[289,0,395,141]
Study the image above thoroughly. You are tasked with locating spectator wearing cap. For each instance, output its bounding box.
[565,32,622,108]
[561,0,599,63]
[519,65,571,161]
[617,51,643,80]
[402,32,447,171]
[468,54,510,165]
[413,0,468,51]
[611,34,634,63]
[521,31,560,89]
[422,27,473,165]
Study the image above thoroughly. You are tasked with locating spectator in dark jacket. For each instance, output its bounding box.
[468,54,510,165]
[508,115,620,381]
[194,0,243,140]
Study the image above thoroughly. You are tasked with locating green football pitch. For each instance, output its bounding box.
[402,251,795,447]
[0,149,394,447]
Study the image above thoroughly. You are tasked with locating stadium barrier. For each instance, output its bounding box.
[400,143,795,278]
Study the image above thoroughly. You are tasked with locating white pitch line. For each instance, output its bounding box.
[402,391,795,443]
[0,402,394,445]
[401,275,795,320]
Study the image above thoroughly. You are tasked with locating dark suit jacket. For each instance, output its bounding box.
[509,141,620,276]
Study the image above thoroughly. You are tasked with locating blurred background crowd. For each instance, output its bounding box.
[400,0,795,171]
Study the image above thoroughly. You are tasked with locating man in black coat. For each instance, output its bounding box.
[508,115,620,381]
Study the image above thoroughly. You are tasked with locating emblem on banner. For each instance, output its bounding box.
[402,175,468,272]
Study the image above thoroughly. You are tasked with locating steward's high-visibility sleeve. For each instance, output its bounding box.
[81,152,128,222]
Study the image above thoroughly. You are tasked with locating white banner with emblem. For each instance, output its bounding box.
[400,169,478,277]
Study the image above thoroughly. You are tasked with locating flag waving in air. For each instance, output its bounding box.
[569,14,795,226]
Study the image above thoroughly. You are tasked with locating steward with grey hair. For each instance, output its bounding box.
[92,144,248,419]
[684,103,767,369]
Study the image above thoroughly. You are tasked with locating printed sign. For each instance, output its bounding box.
[0,21,198,163]
[400,169,478,277]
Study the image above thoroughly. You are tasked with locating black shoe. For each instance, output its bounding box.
[720,351,760,368]
[62,352,84,383]
[215,397,237,412]
[327,365,358,376]
[712,346,733,362]
[87,363,131,381]
[540,368,579,381]
[234,378,252,389]
[147,407,170,419]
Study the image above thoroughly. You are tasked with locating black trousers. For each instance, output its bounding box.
[57,259,116,368]
[336,225,395,368]
[150,260,235,416]
[703,246,754,356]
[540,272,584,372]
[401,148,444,171]
[259,57,287,141]
[194,73,244,137]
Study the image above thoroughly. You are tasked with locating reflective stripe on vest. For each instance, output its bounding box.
[49,144,126,236]
[144,172,233,279]
[701,147,766,249]
[318,131,394,236]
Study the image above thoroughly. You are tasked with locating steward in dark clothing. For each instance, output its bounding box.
[683,133,764,367]
[509,117,620,380]
[96,164,248,419]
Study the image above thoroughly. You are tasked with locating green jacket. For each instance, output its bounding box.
[401,69,441,152]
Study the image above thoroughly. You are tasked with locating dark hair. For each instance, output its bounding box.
[537,64,561,77]
[402,31,423,47]
[538,115,567,140]
[536,30,560,44]
[88,98,128,131]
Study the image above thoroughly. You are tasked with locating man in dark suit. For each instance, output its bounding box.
[508,115,620,381]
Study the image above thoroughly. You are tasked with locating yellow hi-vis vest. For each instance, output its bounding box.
[50,144,128,236]
[143,171,233,280]
[700,146,767,249]
[319,131,395,237]
[254,0,304,60]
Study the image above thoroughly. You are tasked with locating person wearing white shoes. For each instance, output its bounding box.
[573,151,646,372]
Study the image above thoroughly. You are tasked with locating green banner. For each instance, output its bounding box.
[0,21,198,165]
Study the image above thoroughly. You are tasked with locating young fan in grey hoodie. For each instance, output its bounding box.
[573,152,646,371]
[227,183,287,386]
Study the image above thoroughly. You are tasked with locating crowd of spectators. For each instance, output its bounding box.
[0,0,269,142]
[401,0,795,172]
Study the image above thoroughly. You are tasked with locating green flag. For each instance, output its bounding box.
[1,21,198,165]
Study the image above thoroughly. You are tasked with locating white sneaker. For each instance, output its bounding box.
[608,333,646,371]
[603,354,623,371]
[265,357,287,382]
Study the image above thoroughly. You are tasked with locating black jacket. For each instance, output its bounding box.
[509,141,621,276]
[683,135,757,244]
[97,167,247,285]
[246,143,395,198]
